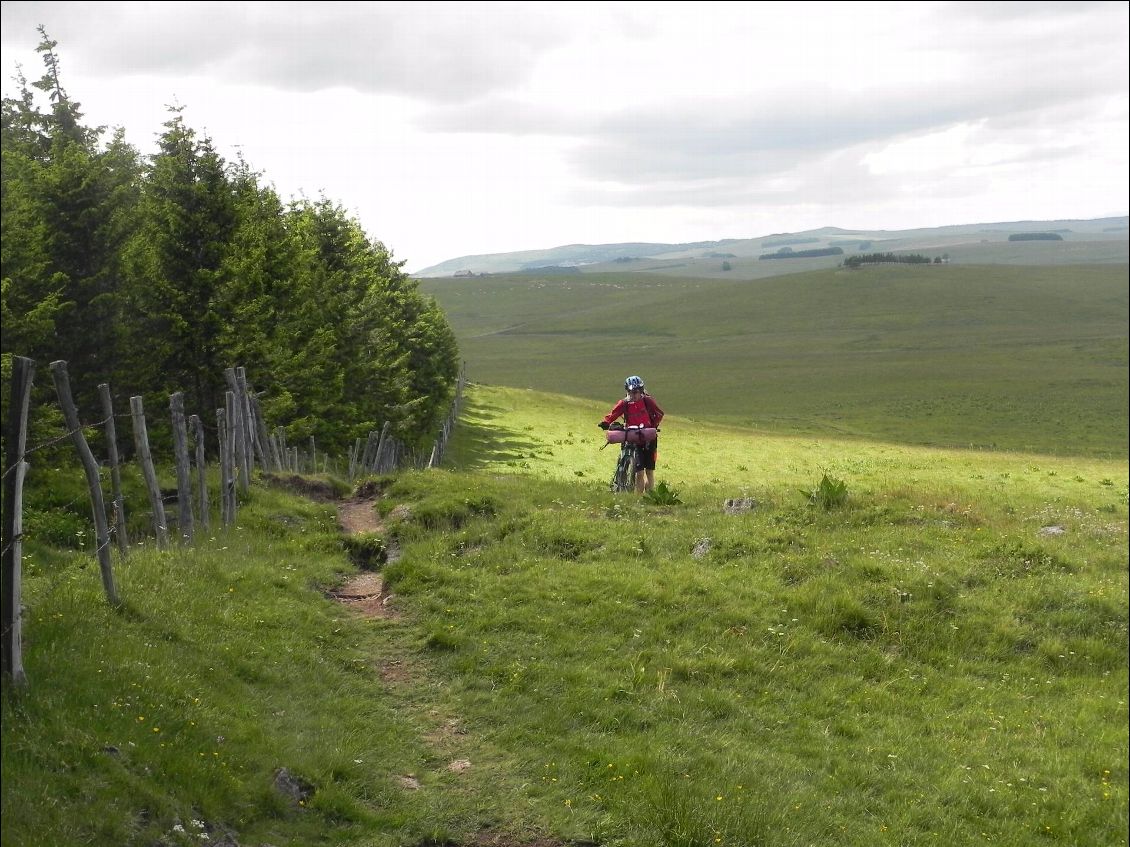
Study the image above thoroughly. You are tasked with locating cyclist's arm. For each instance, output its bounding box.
[601,399,627,426]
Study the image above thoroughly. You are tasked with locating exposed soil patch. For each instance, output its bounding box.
[338,498,384,534]
[426,716,468,743]
[327,571,399,620]
[378,659,413,684]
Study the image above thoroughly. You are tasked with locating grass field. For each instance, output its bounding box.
[422,263,1129,458]
[3,383,1127,846]
[4,255,1128,845]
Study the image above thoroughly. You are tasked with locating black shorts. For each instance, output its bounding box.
[635,437,657,471]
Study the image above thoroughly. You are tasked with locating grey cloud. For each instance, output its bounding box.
[945,0,1120,22]
[417,97,581,135]
[1,0,575,102]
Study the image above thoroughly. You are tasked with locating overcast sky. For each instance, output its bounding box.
[2,1,1127,272]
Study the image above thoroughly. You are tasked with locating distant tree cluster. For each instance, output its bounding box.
[1,31,459,455]
[1008,232,1064,241]
[761,237,820,248]
[759,247,844,260]
[843,252,932,268]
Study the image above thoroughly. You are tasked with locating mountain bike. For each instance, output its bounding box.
[604,423,657,493]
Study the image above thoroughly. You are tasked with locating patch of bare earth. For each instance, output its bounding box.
[378,659,413,684]
[328,571,399,620]
[338,497,383,534]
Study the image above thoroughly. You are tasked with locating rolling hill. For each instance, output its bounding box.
[421,261,1129,458]
[412,216,1129,279]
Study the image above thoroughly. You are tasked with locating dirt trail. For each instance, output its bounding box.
[330,499,397,619]
[338,497,383,535]
[325,493,574,846]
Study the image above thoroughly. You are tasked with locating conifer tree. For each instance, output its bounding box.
[121,108,237,415]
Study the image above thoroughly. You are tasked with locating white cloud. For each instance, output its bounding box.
[1,0,1125,271]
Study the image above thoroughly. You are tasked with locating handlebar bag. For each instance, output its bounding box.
[606,427,657,444]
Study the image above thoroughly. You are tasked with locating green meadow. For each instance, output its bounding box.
[4,258,1128,846]
[3,381,1127,846]
[421,263,1128,457]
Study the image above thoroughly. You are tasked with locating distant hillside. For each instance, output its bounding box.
[412,216,1129,278]
[413,238,744,277]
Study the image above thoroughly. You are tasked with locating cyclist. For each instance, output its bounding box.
[598,375,665,493]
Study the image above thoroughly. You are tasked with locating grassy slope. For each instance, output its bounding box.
[3,384,1126,847]
[422,263,1129,457]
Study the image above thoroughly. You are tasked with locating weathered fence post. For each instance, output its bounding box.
[249,393,278,471]
[98,383,129,554]
[2,356,35,685]
[371,421,393,473]
[130,395,169,550]
[274,426,288,472]
[170,392,195,543]
[348,438,362,479]
[223,368,249,493]
[371,422,391,474]
[216,407,230,525]
[51,361,120,606]
[191,414,210,533]
[223,391,240,524]
[359,430,377,474]
[236,367,259,473]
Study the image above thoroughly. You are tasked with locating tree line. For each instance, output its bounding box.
[1,31,459,458]
[759,246,844,260]
[1007,232,1063,241]
[843,252,933,268]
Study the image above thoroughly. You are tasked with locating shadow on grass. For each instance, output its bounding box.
[445,396,542,471]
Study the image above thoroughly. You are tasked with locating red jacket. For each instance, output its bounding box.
[603,393,664,429]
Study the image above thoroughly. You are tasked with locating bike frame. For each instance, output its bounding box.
[609,424,648,492]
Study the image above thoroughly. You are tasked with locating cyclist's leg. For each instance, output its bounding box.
[638,440,657,492]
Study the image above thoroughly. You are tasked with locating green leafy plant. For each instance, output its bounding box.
[644,481,683,505]
[802,473,848,510]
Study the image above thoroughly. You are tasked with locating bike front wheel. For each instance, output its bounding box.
[611,444,638,492]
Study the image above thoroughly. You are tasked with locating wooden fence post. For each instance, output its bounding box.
[276,427,289,470]
[2,356,35,685]
[216,407,230,525]
[98,383,129,554]
[348,438,361,479]
[236,367,259,473]
[224,391,240,524]
[223,369,249,493]
[51,361,120,606]
[170,392,195,544]
[130,395,169,550]
[249,393,278,471]
[191,414,210,532]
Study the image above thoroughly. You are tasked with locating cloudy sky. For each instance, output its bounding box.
[1,1,1127,272]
